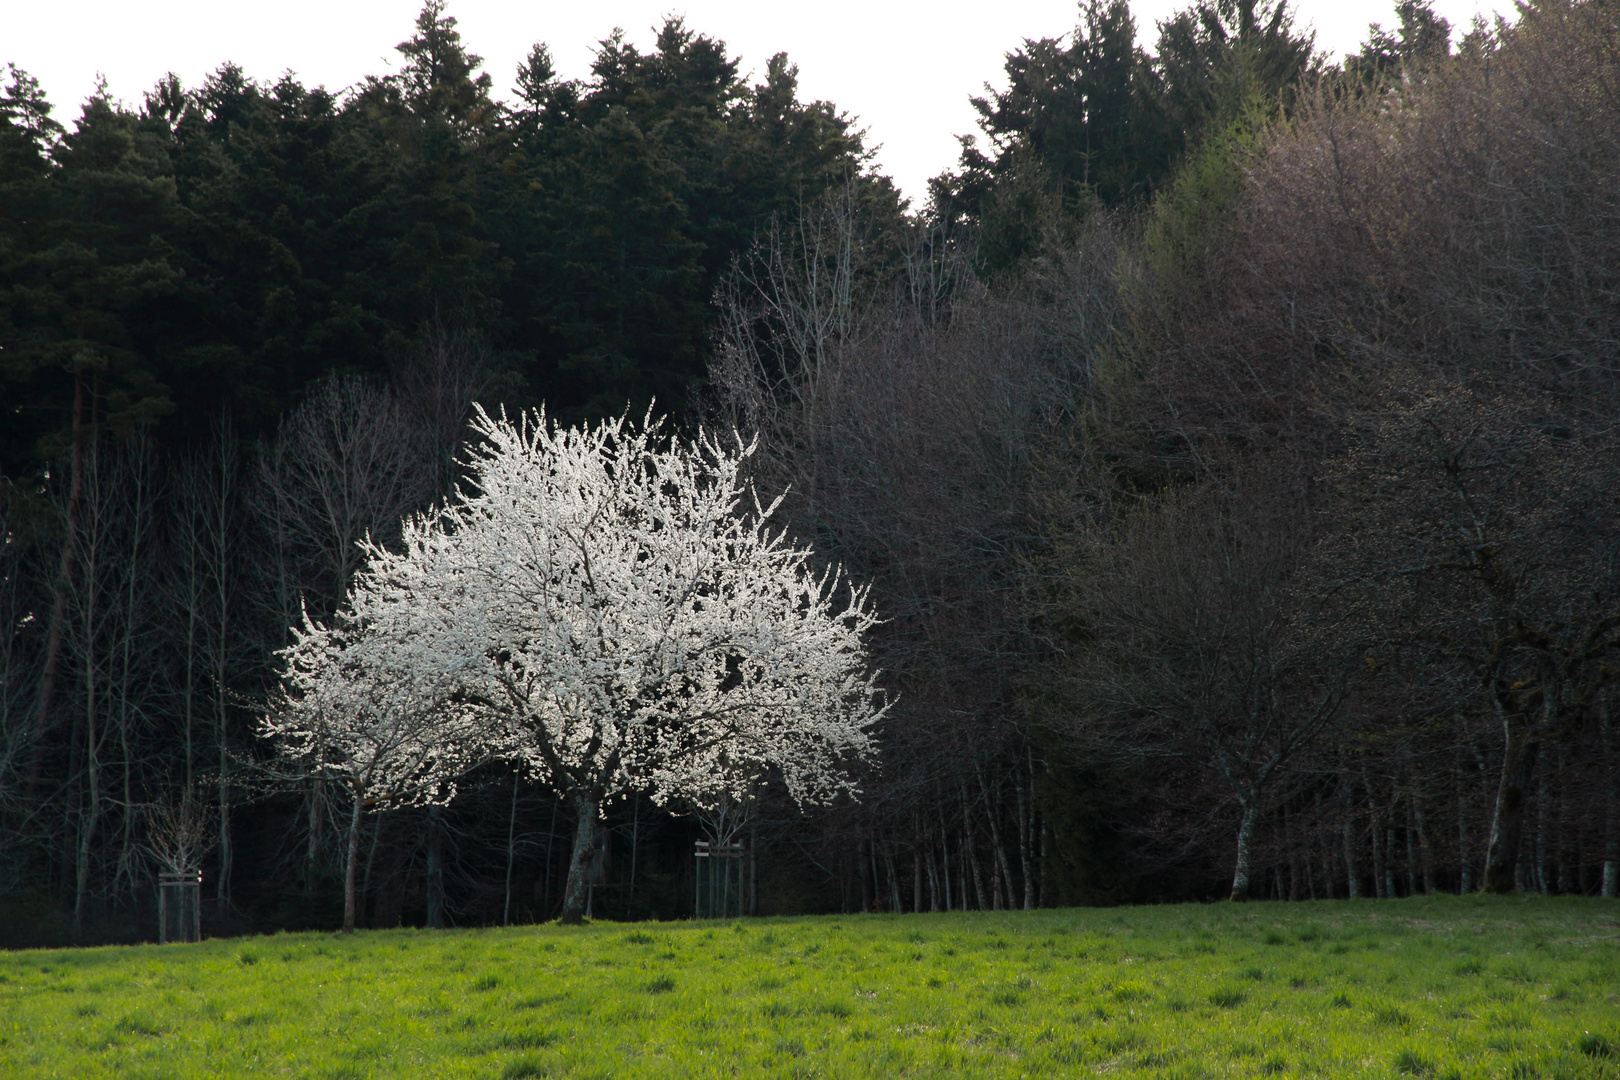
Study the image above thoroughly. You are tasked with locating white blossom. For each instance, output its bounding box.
[267,405,884,924]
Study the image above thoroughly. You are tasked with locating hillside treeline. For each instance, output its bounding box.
[2,0,1616,944]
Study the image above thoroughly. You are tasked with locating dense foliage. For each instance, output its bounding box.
[0,0,880,476]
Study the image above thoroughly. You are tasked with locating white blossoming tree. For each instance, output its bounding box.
[266,601,487,932]
[273,406,884,925]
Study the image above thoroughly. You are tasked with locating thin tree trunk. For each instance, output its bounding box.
[73,453,102,941]
[870,838,883,912]
[1533,772,1550,895]
[213,696,230,906]
[214,670,231,908]
[1554,748,1571,896]
[913,837,923,914]
[1601,702,1618,898]
[1315,790,1332,899]
[1411,778,1436,895]
[1040,821,1050,908]
[208,428,235,909]
[960,782,987,910]
[1483,715,1539,893]
[559,789,599,925]
[306,777,322,890]
[1402,780,1417,897]
[1368,776,1387,898]
[1285,806,1300,900]
[1343,783,1362,899]
[924,836,941,912]
[343,792,363,933]
[626,795,638,909]
[1017,764,1035,910]
[1457,742,1474,894]
[959,834,970,911]
[504,770,519,926]
[425,805,445,928]
[980,769,1014,911]
[114,448,145,901]
[361,814,382,928]
[884,842,903,913]
[1305,820,1318,901]
[856,838,874,912]
[30,368,86,799]
[1230,797,1259,901]
[538,793,559,916]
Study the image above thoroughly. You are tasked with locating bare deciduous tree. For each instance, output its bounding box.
[1318,388,1620,892]
[1042,469,1352,900]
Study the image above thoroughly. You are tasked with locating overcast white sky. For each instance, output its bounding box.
[10,0,1507,203]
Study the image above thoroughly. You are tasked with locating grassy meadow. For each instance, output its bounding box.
[0,895,1615,1079]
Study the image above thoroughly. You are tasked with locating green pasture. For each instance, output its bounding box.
[0,895,1615,1079]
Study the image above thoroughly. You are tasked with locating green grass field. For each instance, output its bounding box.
[1,895,1616,1079]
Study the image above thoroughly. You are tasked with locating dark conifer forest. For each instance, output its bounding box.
[2,0,1617,945]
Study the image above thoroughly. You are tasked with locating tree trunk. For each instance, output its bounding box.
[1411,781,1436,895]
[538,793,559,915]
[361,815,381,927]
[1230,798,1260,901]
[503,771,519,926]
[1283,805,1299,901]
[924,838,941,912]
[1315,790,1333,899]
[73,468,101,942]
[1457,744,1473,894]
[559,789,599,924]
[29,368,86,803]
[306,777,322,890]
[1601,702,1618,898]
[884,842,903,913]
[1016,767,1035,910]
[343,793,363,933]
[980,770,1014,911]
[1342,783,1362,899]
[208,429,235,909]
[993,812,1016,909]
[857,838,874,912]
[425,805,445,928]
[1483,716,1540,893]
[913,839,923,914]
[960,783,987,910]
[1533,771,1550,894]
[1368,779,1387,898]
[1037,822,1048,907]
[628,796,639,909]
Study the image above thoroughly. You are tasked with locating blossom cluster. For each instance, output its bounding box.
[266,406,884,813]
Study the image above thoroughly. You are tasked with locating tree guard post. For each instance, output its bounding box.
[158,869,202,943]
[694,841,748,919]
